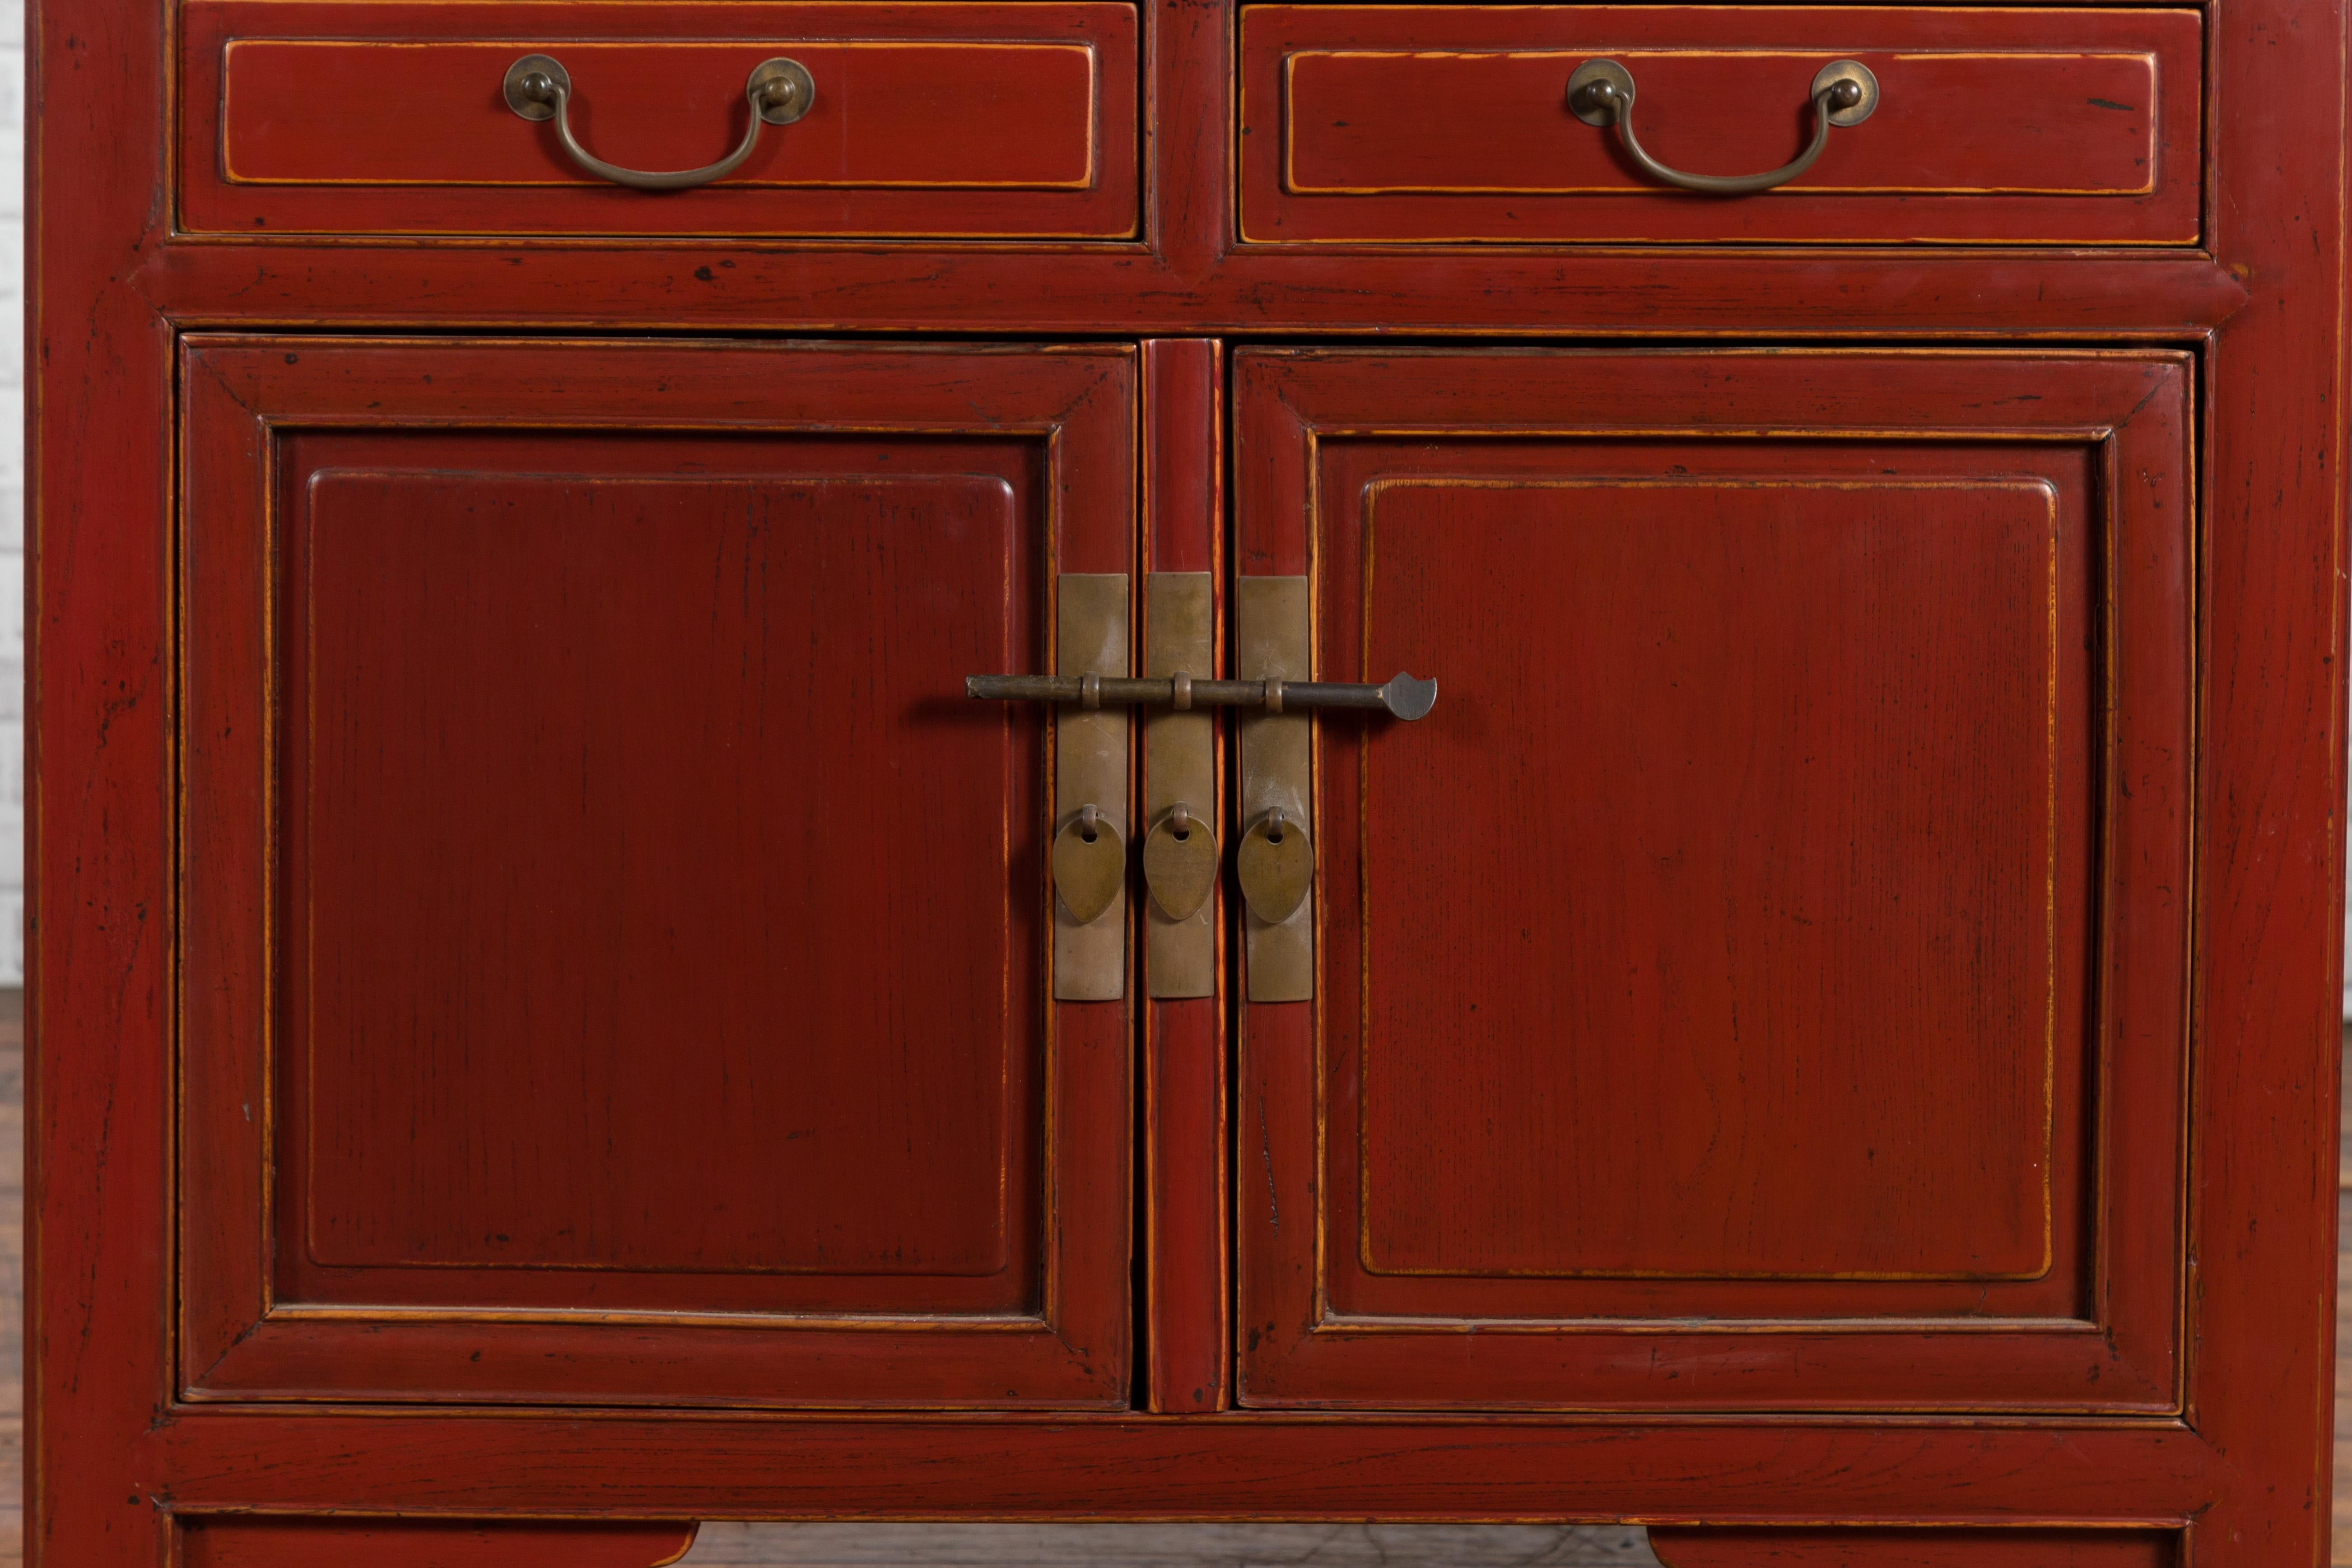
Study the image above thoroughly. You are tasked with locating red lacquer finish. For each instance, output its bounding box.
[132,1411,2226,1519]
[1233,348,2191,1413]
[176,337,1136,1406]
[1242,6,2203,246]
[182,2,1142,239]
[131,245,2249,338]
[1141,337,1230,1413]
[30,0,2351,1557]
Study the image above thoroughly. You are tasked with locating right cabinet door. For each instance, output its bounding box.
[1233,348,2192,1412]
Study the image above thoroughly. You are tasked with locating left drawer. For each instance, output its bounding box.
[180,2,1140,240]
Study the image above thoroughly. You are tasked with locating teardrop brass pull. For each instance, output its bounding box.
[1566,57,1879,196]
[1050,804,1127,926]
[1236,809,1314,926]
[1142,804,1220,922]
[504,53,814,191]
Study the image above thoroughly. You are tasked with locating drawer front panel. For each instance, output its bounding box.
[1234,348,2192,1412]
[183,3,1139,238]
[1242,6,2202,245]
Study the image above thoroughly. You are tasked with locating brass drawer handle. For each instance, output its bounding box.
[1567,57,1879,196]
[503,53,814,192]
[966,671,1439,721]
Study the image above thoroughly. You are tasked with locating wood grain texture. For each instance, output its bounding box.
[15,1026,2352,1559]
[1140,339,1228,1412]
[1245,6,2202,245]
[29,0,2351,1555]
[130,247,2250,340]
[1349,469,2069,1279]
[282,458,1038,1298]
[8,1017,2335,1558]
[132,1412,2229,1519]
[175,338,1136,1406]
[29,0,181,1547]
[182,2,1141,239]
[1235,348,2193,1414]
[2179,0,2351,1559]
[5,1028,2345,1558]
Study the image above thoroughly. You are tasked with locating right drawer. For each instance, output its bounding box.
[1240,6,2203,246]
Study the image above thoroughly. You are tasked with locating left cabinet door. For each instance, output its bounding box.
[177,336,1136,1407]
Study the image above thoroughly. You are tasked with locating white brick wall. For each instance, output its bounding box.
[0,0,23,986]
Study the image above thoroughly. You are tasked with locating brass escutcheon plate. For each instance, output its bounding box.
[503,53,570,121]
[1811,59,1879,127]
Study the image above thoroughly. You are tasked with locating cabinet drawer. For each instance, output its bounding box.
[182,2,1138,239]
[1241,6,2201,246]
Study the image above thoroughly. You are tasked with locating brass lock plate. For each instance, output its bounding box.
[1238,576,1313,1002]
[1143,572,1218,997]
[1053,575,1129,1001]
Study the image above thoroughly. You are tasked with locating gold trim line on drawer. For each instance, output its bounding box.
[220,38,1102,192]
[1280,48,2161,199]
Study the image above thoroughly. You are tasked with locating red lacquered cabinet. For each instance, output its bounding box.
[28,0,2349,1564]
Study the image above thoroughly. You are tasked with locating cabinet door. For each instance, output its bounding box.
[179,337,1134,1406]
[1234,348,2191,1412]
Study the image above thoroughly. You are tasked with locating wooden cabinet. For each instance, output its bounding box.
[31,0,2351,1562]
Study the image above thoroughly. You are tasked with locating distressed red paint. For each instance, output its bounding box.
[29,0,2347,1563]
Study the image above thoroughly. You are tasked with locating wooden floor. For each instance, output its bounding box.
[2337,1028,2352,1563]
[0,1011,2340,1565]
[2,1000,21,1567]
[681,1524,1661,1565]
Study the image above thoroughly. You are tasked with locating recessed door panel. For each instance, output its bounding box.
[1234,349,2190,1412]
[180,338,1136,1405]
[1349,462,2063,1285]
[282,445,1039,1311]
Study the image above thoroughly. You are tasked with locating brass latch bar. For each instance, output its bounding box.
[967,671,1437,721]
